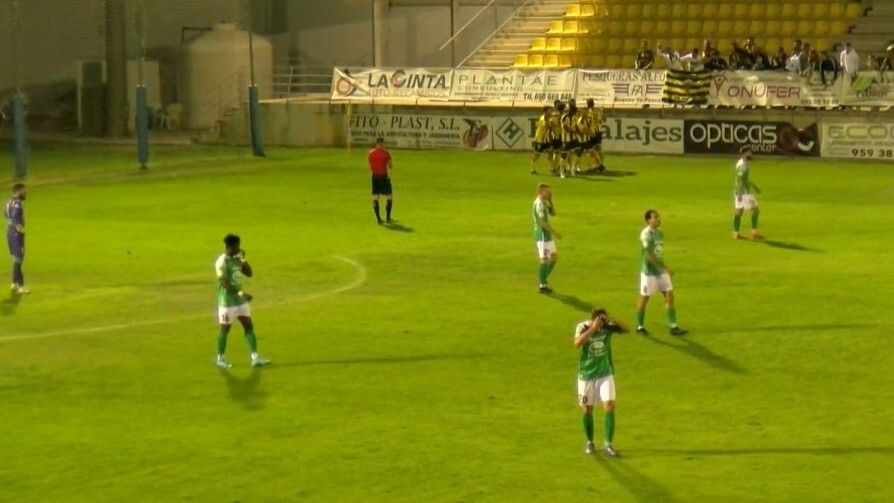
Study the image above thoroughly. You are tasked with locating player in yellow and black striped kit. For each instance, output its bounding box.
[559,99,583,178]
[583,98,606,173]
[531,105,554,175]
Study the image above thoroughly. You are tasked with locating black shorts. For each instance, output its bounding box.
[581,138,597,150]
[534,142,550,153]
[593,132,603,145]
[563,140,579,153]
[371,175,392,196]
[550,139,563,151]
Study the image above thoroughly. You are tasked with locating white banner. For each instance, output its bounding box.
[449,69,576,102]
[576,70,666,107]
[488,115,683,154]
[708,71,842,108]
[840,72,894,106]
[331,68,453,100]
[821,123,894,160]
[347,113,491,150]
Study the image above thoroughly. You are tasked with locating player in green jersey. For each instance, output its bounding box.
[635,210,687,336]
[533,183,561,293]
[215,234,270,368]
[733,146,764,240]
[574,308,630,457]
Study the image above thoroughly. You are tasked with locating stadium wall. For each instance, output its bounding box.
[223,101,894,161]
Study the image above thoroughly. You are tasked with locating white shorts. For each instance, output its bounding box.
[218,303,251,325]
[734,194,758,210]
[536,240,556,260]
[640,272,673,297]
[578,375,615,406]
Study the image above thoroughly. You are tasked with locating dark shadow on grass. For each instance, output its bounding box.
[593,454,677,502]
[573,175,614,182]
[637,446,894,457]
[1,292,22,316]
[220,367,266,411]
[642,334,747,374]
[274,353,493,368]
[597,170,638,178]
[382,221,414,233]
[711,322,875,335]
[546,292,594,314]
[747,238,820,252]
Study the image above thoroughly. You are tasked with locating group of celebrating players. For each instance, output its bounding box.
[531,98,608,178]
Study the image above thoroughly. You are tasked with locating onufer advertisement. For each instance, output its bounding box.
[684,120,820,156]
[347,113,491,150]
[331,68,453,100]
[708,71,841,108]
[821,123,894,160]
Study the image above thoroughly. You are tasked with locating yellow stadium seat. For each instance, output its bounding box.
[717,4,733,18]
[829,3,845,17]
[607,38,623,53]
[685,20,700,37]
[750,20,765,37]
[717,20,733,37]
[765,39,781,52]
[703,3,718,18]
[605,55,622,69]
[639,20,655,36]
[716,38,732,54]
[766,3,782,18]
[798,4,813,18]
[589,37,608,52]
[751,4,766,18]
[703,20,717,36]
[546,37,562,52]
[657,4,671,19]
[671,38,686,51]
[687,3,703,18]
[814,20,829,36]
[512,54,528,68]
[671,20,686,36]
[830,20,846,34]
[797,20,814,37]
[846,2,862,18]
[781,20,797,36]
[543,54,559,68]
[548,20,563,34]
[734,4,749,18]
[581,4,597,18]
[608,20,624,35]
[814,3,830,18]
[733,21,749,37]
[623,38,639,53]
[530,37,546,51]
[685,38,701,50]
[564,20,579,34]
[527,54,544,68]
[815,38,832,51]
[589,54,607,68]
[558,54,573,68]
[672,4,685,18]
[560,38,577,52]
[565,4,581,18]
[626,4,642,18]
[655,20,671,37]
[782,3,797,18]
[624,21,639,36]
[766,21,782,37]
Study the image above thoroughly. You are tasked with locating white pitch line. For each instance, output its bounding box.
[0,255,366,344]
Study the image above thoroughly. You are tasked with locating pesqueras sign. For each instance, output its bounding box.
[684,120,819,156]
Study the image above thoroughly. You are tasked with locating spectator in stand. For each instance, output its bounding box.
[839,42,861,80]
[702,40,715,59]
[792,40,803,60]
[803,45,820,82]
[635,41,655,70]
[703,49,728,71]
[880,44,894,82]
[681,47,704,71]
[728,41,750,69]
[657,44,683,70]
[864,53,879,71]
[771,47,788,70]
[742,37,759,69]
[818,50,839,87]
[786,47,803,73]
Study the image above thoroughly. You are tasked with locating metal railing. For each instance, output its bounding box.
[272,66,333,99]
[436,0,534,67]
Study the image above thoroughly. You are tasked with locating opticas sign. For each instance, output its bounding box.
[684,120,819,156]
[826,124,894,140]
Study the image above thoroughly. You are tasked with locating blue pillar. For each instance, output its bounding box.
[136,85,150,169]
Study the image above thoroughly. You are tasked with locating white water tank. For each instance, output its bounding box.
[180,23,273,130]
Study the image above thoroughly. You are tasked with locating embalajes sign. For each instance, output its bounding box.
[684,120,820,156]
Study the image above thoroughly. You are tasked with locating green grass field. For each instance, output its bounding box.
[1,143,893,502]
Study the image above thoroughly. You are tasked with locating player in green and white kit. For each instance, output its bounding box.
[533,183,561,293]
[574,308,629,457]
[215,234,270,368]
[732,146,764,240]
[635,210,686,336]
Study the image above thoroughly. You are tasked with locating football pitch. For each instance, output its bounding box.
[1,143,893,501]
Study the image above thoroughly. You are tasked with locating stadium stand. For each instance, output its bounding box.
[464,0,870,69]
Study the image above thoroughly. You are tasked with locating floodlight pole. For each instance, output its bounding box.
[247,13,265,157]
[135,0,150,170]
[11,0,28,180]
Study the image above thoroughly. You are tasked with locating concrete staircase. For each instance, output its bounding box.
[463,0,569,67]
[848,0,894,55]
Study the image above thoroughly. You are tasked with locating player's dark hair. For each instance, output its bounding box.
[586,98,595,108]
[223,234,241,247]
[740,145,752,154]
[12,182,25,192]
[592,308,607,320]
[644,209,658,221]
[542,105,551,113]
[553,99,563,108]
